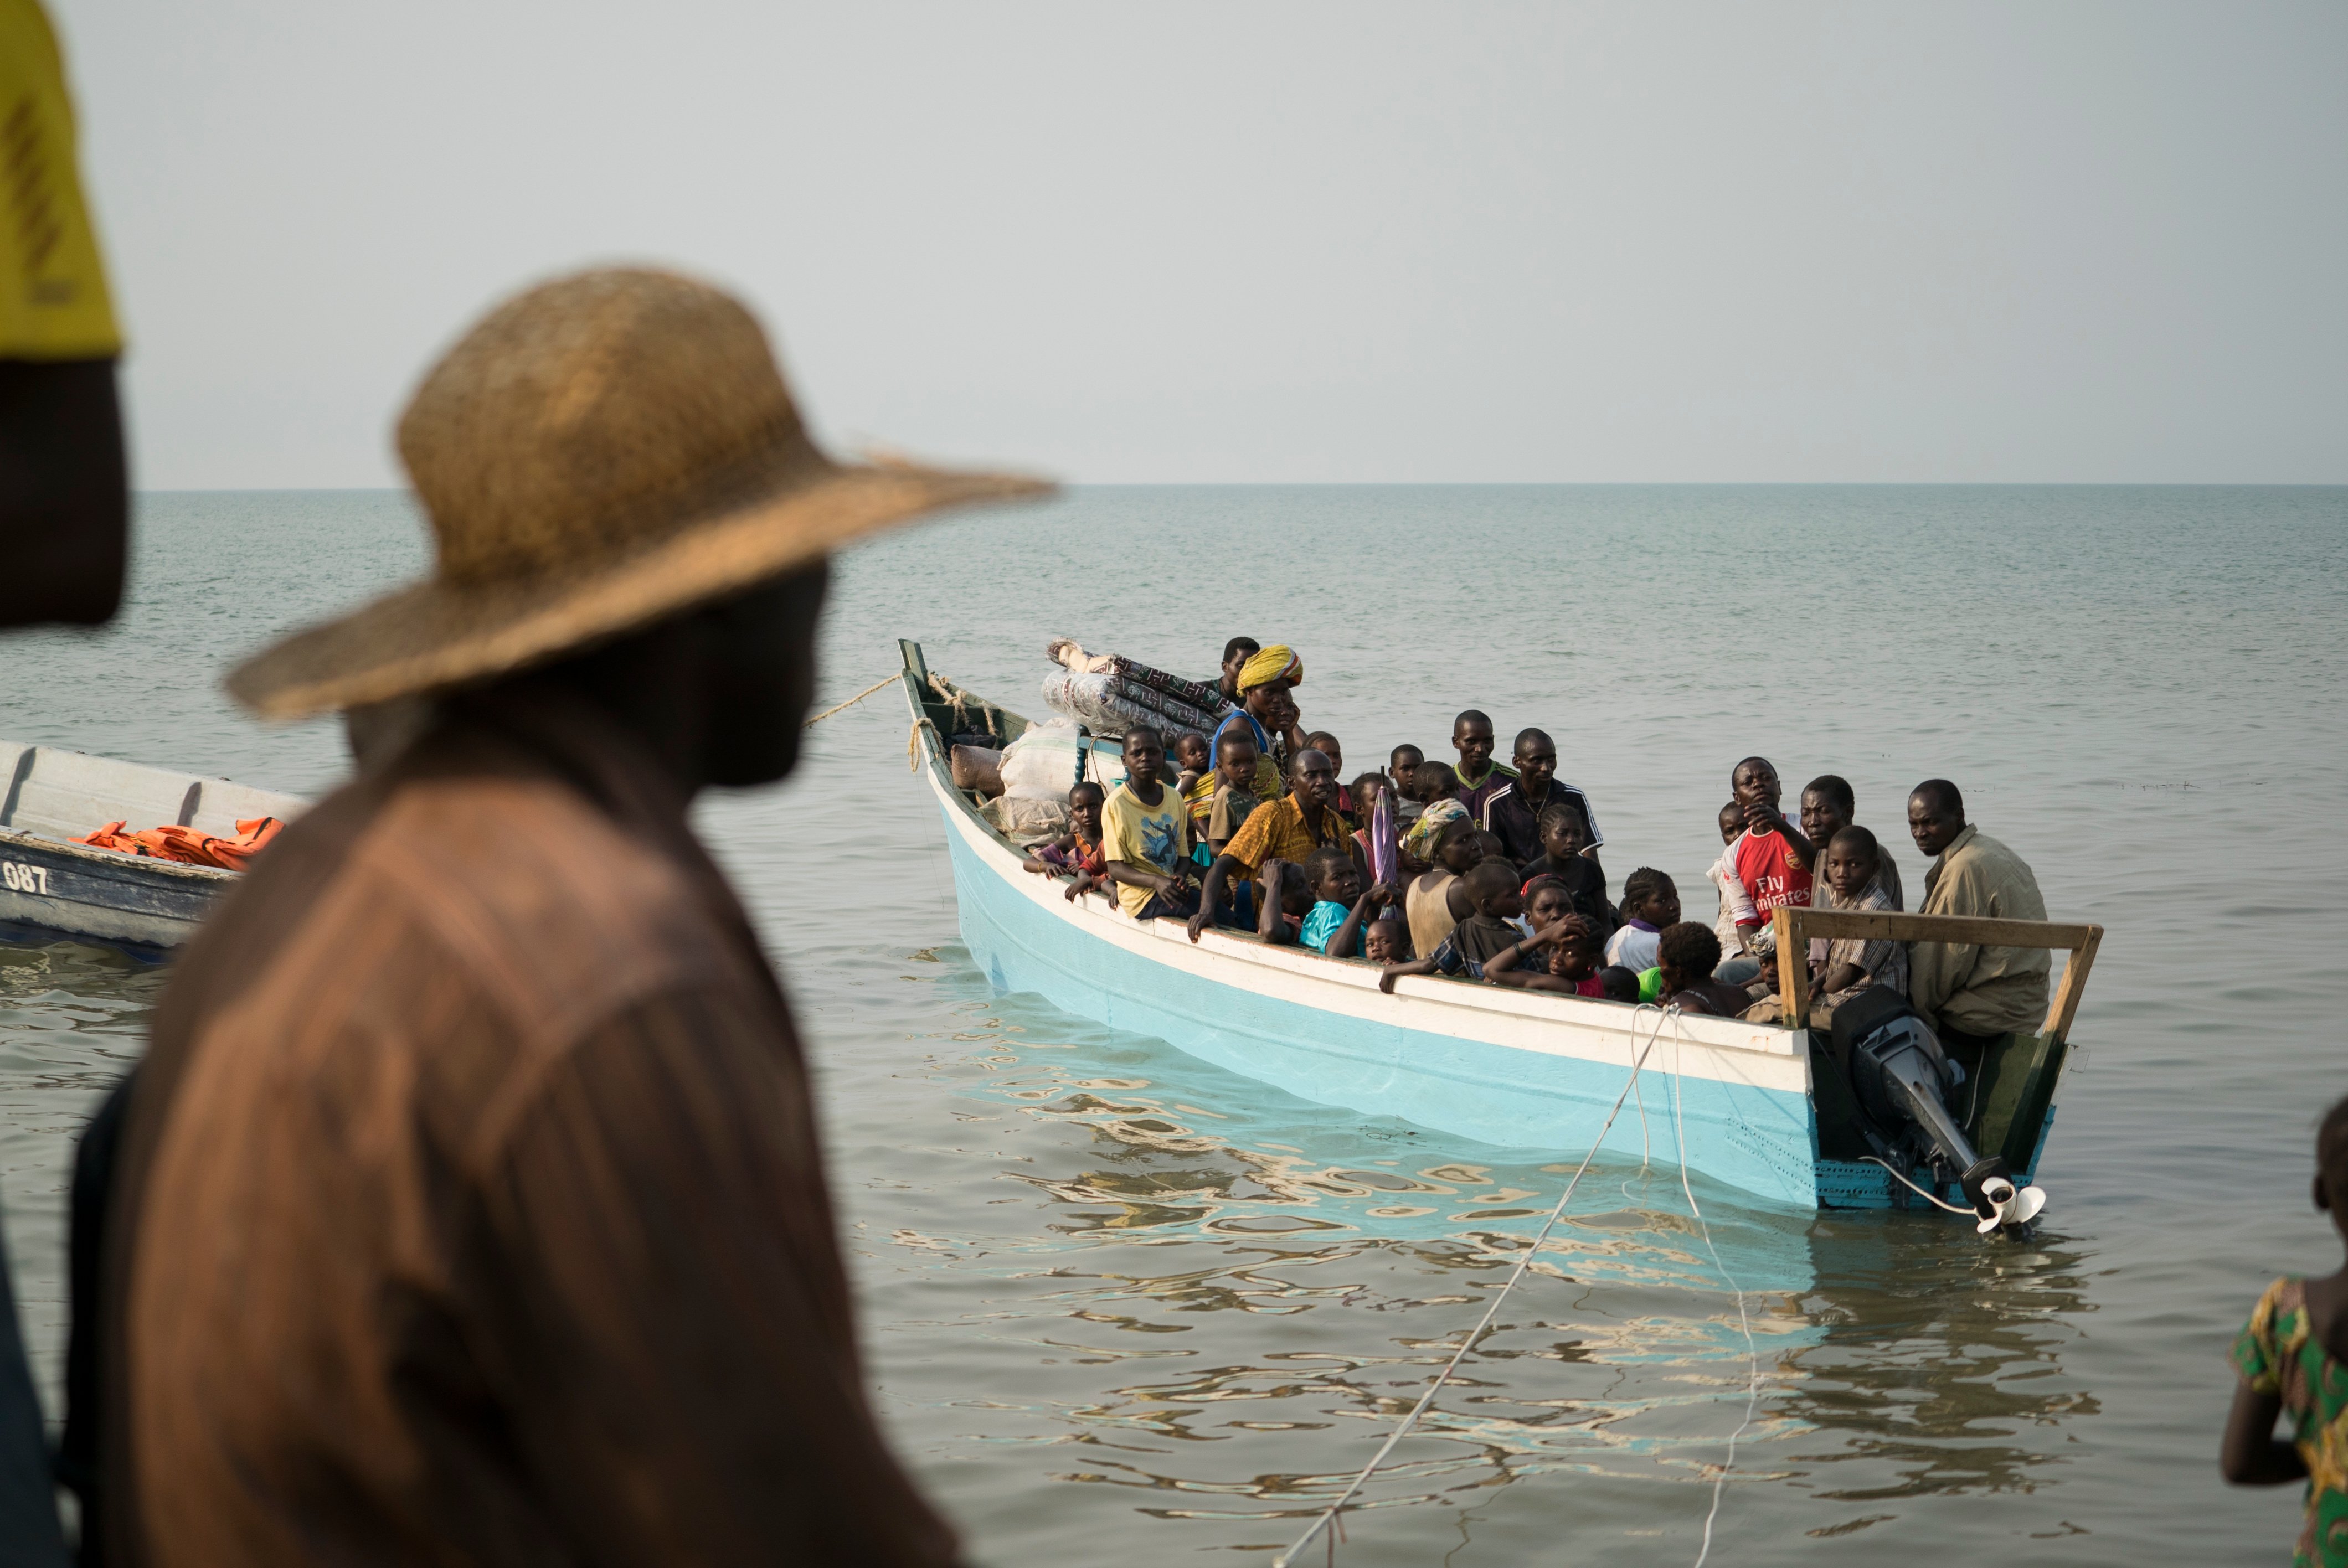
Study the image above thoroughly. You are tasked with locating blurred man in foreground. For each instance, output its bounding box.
[4,3,128,1561]
[91,269,1044,1565]
[0,0,127,631]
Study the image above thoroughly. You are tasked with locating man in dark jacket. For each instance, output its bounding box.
[88,267,1044,1567]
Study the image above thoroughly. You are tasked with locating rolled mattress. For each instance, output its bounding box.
[1039,670,1226,740]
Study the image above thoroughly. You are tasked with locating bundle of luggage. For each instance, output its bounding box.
[1038,637,1232,739]
[950,639,1220,846]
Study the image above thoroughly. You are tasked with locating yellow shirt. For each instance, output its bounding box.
[1100,780,1192,919]
[1220,794,1352,879]
[0,1,120,357]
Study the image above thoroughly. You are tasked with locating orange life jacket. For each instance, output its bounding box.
[71,815,284,870]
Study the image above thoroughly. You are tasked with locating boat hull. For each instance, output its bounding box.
[926,764,1822,1209]
[0,828,231,951]
[0,740,306,951]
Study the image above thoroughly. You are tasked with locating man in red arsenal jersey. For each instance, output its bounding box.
[1728,756,1819,948]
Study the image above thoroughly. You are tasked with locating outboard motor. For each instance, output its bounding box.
[1827,989,2047,1235]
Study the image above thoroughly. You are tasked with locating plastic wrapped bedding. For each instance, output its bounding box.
[1043,639,1233,738]
[1039,670,1223,740]
[1092,656,1228,723]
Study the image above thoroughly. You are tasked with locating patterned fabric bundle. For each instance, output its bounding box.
[1097,656,1228,721]
[1044,638,1232,735]
[1040,669,1225,740]
[1039,670,1163,738]
[1106,675,1225,736]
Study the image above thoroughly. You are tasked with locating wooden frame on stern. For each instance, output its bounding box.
[1769,907,2103,1041]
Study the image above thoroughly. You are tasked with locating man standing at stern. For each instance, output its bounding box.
[92,269,1046,1566]
[1906,777,2051,1054]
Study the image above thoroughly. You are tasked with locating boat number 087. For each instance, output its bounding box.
[1,863,50,895]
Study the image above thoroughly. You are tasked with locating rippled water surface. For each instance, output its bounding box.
[3,486,2344,1563]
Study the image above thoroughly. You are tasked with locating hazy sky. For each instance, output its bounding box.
[52,2,2348,487]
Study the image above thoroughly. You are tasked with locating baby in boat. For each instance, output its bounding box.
[1171,729,1215,839]
[1294,845,1397,959]
[1022,780,1109,902]
[1377,860,1525,992]
[1364,917,1406,965]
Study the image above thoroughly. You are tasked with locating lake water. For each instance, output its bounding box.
[3,484,2344,1563]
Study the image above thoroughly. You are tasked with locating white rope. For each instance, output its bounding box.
[1857,1154,1975,1216]
[1669,1012,1764,1568]
[1270,1005,1675,1568]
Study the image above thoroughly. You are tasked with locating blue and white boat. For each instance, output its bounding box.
[899,641,2095,1218]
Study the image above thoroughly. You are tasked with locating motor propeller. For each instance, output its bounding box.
[1831,989,2048,1236]
[1964,1161,2048,1235]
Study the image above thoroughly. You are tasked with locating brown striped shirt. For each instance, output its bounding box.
[103,684,957,1567]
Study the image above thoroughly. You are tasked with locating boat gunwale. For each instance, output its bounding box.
[0,823,242,883]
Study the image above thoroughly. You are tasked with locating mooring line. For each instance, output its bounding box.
[802,672,902,728]
[1270,1004,1676,1568]
[1669,1011,1763,1568]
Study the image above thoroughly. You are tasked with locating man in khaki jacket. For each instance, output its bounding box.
[1905,778,2050,1050]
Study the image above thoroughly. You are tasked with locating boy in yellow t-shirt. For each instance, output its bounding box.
[1099,727,1198,921]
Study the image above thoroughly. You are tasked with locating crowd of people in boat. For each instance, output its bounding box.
[1022,636,2052,1039]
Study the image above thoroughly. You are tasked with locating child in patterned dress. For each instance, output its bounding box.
[1022,781,1109,901]
[2224,1094,2348,1565]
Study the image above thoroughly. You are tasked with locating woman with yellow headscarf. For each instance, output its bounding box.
[1211,644,1308,799]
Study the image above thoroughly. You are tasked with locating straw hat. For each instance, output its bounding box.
[227,266,1051,719]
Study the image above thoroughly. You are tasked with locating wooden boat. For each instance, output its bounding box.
[898,641,2099,1216]
[0,739,305,952]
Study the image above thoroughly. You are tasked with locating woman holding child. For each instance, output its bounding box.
[1209,643,1308,801]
